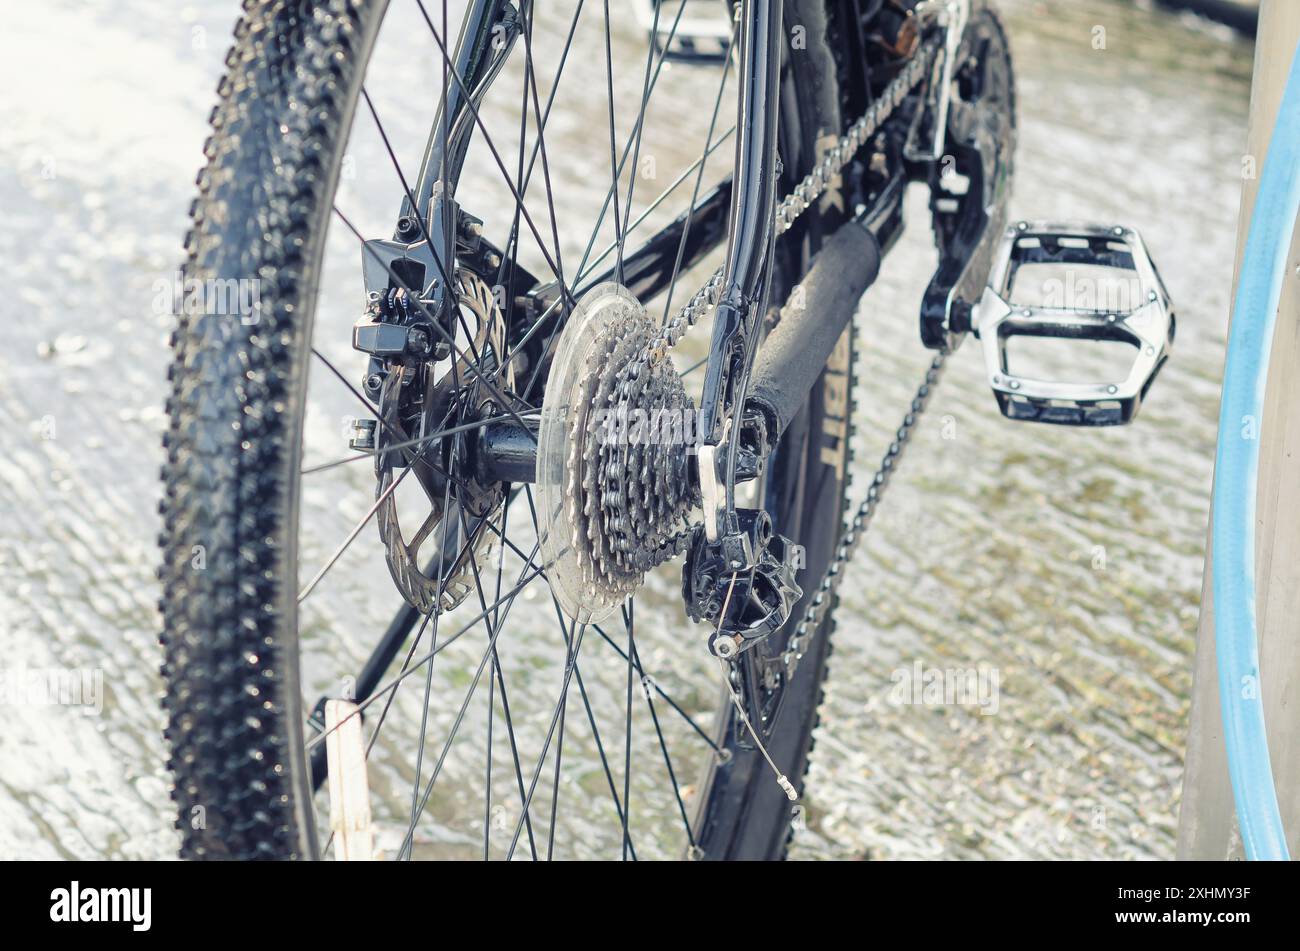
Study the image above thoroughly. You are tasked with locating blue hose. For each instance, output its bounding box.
[1212,35,1300,862]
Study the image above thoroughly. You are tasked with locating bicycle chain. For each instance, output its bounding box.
[642,42,938,368]
[781,349,947,675]
[624,40,945,671]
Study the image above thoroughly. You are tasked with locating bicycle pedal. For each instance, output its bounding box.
[634,0,733,64]
[974,221,1174,427]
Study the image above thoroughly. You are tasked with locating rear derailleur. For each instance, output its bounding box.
[681,416,805,661]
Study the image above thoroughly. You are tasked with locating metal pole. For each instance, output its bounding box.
[1178,0,1300,859]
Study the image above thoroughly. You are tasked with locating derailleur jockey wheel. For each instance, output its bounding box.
[373,269,511,615]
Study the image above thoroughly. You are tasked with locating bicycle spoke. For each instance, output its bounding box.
[591,623,720,755]
[503,622,587,860]
[478,509,719,757]
[310,346,407,447]
[602,0,626,285]
[358,86,456,298]
[408,458,457,841]
[495,3,534,400]
[491,0,587,388]
[484,479,511,859]
[457,502,538,860]
[614,0,664,281]
[304,553,544,754]
[439,0,452,295]
[297,460,415,603]
[570,127,736,293]
[570,1,689,281]
[545,683,567,861]
[483,634,495,861]
[499,486,646,860]
[514,0,587,216]
[357,503,500,768]
[315,481,479,858]
[620,599,635,860]
[629,636,697,852]
[397,541,546,859]
[519,485,635,859]
[516,0,568,331]
[660,19,739,324]
[682,353,709,377]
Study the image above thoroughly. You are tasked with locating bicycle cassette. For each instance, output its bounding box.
[536,283,699,623]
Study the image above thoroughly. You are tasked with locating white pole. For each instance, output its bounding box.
[325,699,378,861]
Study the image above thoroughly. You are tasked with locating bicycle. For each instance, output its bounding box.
[158,0,1169,860]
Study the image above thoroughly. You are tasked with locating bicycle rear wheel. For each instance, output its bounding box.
[159,0,854,860]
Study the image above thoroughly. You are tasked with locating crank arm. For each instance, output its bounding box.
[918,176,1010,351]
[912,0,1016,350]
[909,0,972,162]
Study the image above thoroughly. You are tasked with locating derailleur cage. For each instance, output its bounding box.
[683,508,804,660]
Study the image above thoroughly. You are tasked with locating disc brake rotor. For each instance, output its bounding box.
[374,269,511,614]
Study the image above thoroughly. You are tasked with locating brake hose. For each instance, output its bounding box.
[1211,34,1300,862]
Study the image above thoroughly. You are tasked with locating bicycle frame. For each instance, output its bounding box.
[324,0,1006,785]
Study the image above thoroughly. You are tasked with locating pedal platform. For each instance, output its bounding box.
[634,0,732,64]
[974,221,1174,427]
